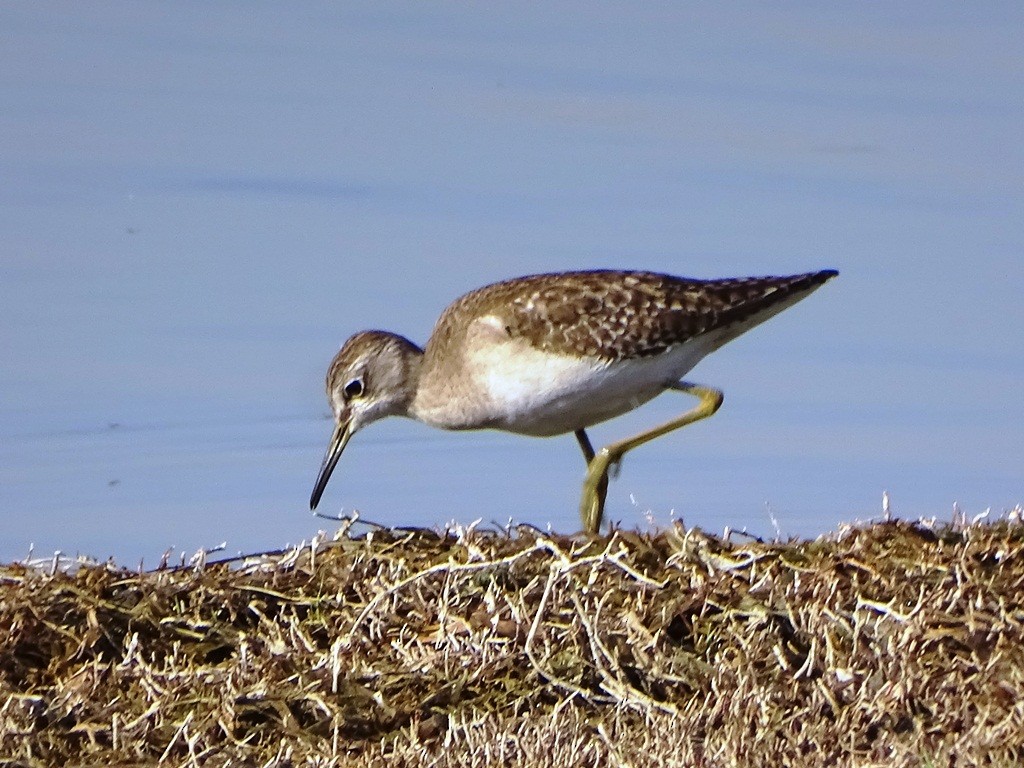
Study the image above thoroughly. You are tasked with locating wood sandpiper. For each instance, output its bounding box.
[310,268,837,533]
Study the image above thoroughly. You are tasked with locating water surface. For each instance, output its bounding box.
[1,3,1021,564]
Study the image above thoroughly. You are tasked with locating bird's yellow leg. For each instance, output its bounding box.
[575,429,608,530]
[579,382,724,534]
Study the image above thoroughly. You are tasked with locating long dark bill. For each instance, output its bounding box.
[309,421,352,510]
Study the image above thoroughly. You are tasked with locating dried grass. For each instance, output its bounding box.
[2,516,1023,767]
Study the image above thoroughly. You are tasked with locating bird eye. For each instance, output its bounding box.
[343,378,364,399]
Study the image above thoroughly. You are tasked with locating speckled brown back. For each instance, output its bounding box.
[427,269,837,362]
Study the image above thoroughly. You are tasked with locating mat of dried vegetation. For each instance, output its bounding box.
[2,515,1023,767]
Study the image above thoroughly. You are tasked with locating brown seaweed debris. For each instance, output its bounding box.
[1,517,1023,767]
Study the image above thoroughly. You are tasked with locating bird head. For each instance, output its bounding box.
[309,331,422,510]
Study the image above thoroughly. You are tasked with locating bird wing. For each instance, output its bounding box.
[452,270,835,362]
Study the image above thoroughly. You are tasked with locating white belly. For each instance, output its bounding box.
[470,336,716,436]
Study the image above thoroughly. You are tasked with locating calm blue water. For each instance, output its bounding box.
[2,3,1021,565]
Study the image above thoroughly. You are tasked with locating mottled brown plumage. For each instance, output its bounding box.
[429,270,837,362]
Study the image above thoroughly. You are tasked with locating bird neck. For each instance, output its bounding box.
[400,341,425,408]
